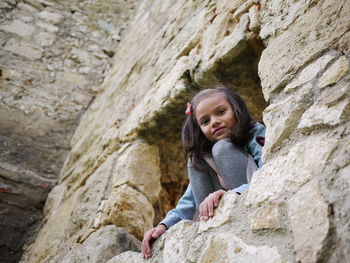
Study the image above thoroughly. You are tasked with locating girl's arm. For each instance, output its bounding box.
[142,184,196,259]
[159,183,196,228]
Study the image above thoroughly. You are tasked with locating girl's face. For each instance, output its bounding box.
[195,92,237,142]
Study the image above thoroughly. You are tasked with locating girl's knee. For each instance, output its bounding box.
[212,139,247,159]
[212,139,234,157]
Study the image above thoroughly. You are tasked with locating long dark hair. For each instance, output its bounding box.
[182,86,255,168]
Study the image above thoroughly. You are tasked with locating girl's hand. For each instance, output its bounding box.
[141,224,167,259]
[199,189,226,221]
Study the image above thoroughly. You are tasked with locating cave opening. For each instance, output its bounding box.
[140,36,267,225]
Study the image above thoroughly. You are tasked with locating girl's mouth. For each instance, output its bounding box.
[213,127,225,135]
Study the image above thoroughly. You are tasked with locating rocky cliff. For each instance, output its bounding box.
[0,0,136,262]
[1,0,349,262]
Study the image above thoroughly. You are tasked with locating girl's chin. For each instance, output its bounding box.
[213,134,230,142]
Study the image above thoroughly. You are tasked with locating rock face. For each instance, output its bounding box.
[0,0,136,262]
[108,192,287,263]
[1,0,348,263]
[59,225,140,263]
[94,184,155,240]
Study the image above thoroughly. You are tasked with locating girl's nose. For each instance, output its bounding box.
[211,117,220,127]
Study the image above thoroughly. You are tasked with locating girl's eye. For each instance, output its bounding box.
[219,109,226,114]
[201,119,209,125]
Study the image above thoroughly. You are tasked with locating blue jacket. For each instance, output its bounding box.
[160,122,265,228]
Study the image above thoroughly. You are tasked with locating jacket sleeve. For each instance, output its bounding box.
[246,122,266,169]
[159,183,196,229]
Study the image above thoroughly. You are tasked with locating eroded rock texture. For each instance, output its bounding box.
[18,0,266,262]
[0,0,136,262]
[2,0,349,262]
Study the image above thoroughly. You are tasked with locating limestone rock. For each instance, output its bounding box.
[263,83,312,157]
[34,32,56,47]
[288,180,329,263]
[36,21,59,33]
[259,0,320,41]
[0,1,138,262]
[338,31,350,57]
[194,12,247,87]
[37,10,63,24]
[196,233,284,263]
[200,12,232,68]
[117,57,190,140]
[246,134,337,207]
[9,0,350,263]
[232,1,255,21]
[112,141,162,204]
[248,5,260,33]
[319,56,349,88]
[95,184,154,240]
[71,89,93,106]
[4,38,43,60]
[109,221,287,263]
[162,220,199,263]
[60,225,140,263]
[0,0,16,10]
[62,72,89,86]
[284,52,338,92]
[339,164,350,187]
[19,189,83,263]
[107,190,248,263]
[0,161,54,207]
[20,151,115,263]
[250,203,282,231]
[298,98,349,129]
[298,84,350,130]
[43,183,66,216]
[198,190,239,233]
[170,8,205,59]
[0,20,35,37]
[106,251,143,263]
[259,0,350,101]
[17,2,36,12]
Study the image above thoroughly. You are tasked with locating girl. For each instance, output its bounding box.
[142,87,265,259]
